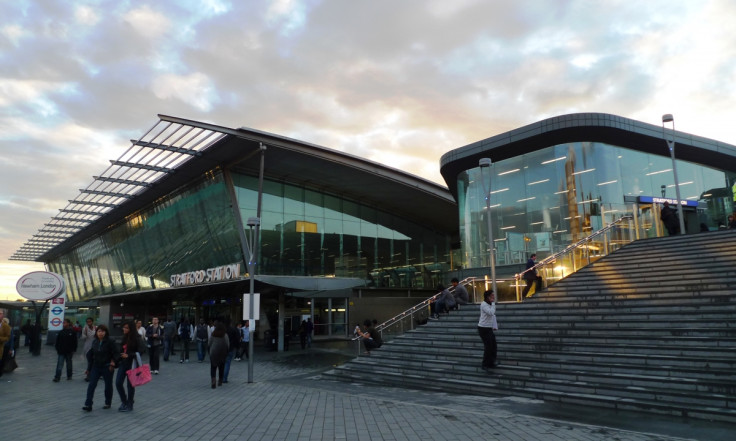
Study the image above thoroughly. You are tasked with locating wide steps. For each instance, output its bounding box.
[326,230,736,423]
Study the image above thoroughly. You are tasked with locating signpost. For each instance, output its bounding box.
[16,271,66,355]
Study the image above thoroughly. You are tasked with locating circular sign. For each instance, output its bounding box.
[50,317,62,327]
[16,271,65,301]
[51,306,64,315]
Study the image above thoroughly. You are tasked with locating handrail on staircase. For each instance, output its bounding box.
[351,276,480,355]
[514,215,634,301]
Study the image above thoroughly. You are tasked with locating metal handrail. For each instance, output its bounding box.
[515,215,634,300]
[351,276,480,355]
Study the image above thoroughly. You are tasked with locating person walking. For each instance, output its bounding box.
[162,317,176,361]
[80,318,97,378]
[195,319,209,362]
[478,290,499,371]
[522,254,542,297]
[660,201,680,236]
[240,320,250,359]
[0,309,10,378]
[208,322,229,389]
[222,319,240,383]
[83,324,117,412]
[53,318,77,382]
[178,318,193,363]
[146,317,163,374]
[115,321,140,412]
[306,318,314,348]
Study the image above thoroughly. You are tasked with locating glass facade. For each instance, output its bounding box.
[458,142,736,269]
[48,172,242,301]
[232,173,452,288]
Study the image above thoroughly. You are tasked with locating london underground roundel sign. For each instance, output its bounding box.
[16,271,65,301]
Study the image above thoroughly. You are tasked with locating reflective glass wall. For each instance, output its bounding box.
[233,174,452,288]
[458,142,735,269]
[48,173,242,301]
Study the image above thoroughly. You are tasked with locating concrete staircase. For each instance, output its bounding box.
[324,229,736,422]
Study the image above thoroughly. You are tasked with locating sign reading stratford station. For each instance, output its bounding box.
[16,271,66,301]
[170,263,242,288]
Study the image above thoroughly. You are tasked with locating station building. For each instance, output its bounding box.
[440,113,736,295]
[12,115,458,342]
[12,112,736,341]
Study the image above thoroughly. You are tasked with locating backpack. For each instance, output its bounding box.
[136,333,147,354]
[180,324,191,340]
[196,324,208,340]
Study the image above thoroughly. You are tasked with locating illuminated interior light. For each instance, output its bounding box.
[553,230,567,234]
[490,188,509,194]
[667,181,693,187]
[597,180,618,186]
[572,168,595,175]
[702,193,712,197]
[645,169,671,176]
[554,190,568,194]
[494,238,506,241]
[517,197,536,202]
[498,168,521,176]
[528,179,550,186]
[541,156,567,164]
[530,221,544,225]
[500,226,515,230]
[686,196,698,200]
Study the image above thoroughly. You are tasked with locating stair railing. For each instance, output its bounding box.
[515,215,634,301]
[351,276,480,355]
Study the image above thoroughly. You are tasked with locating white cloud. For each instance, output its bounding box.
[123,5,172,40]
[151,72,219,111]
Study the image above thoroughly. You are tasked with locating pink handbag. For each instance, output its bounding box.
[126,353,152,387]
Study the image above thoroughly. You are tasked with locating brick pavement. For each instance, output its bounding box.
[0,340,732,441]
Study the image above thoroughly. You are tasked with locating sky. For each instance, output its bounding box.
[2,0,736,300]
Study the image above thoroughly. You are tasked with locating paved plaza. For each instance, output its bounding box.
[1,339,733,441]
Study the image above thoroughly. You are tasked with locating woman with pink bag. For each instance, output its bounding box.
[115,321,141,412]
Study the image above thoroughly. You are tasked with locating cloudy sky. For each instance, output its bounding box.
[2,0,736,300]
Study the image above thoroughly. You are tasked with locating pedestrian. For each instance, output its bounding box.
[21,319,31,347]
[0,309,11,378]
[660,201,680,235]
[451,277,469,307]
[728,214,736,229]
[430,284,454,319]
[83,324,117,412]
[178,318,193,363]
[2,317,17,375]
[306,318,314,348]
[240,320,250,359]
[195,318,209,362]
[146,317,162,374]
[222,319,240,383]
[356,319,382,355]
[115,321,141,412]
[522,253,542,297]
[53,318,77,382]
[235,322,244,361]
[478,290,499,371]
[80,318,97,378]
[208,322,229,389]
[136,320,146,340]
[298,320,307,349]
[162,317,176,361]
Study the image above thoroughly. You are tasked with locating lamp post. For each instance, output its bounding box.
[479,158,497,295]
[245,216,260,383]
[662,114,686,235]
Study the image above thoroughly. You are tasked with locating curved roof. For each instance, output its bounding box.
[440,112,736,198]
[13,115,457,262]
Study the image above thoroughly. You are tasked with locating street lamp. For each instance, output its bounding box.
[478,158,497,295]
[662,114,686,235]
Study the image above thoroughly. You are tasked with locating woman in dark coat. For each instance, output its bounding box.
[208,322,229,389]
[83,324,118,411]
[115,321,140,412]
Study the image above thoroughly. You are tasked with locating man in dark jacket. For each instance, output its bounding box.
[522,254,542,297]
[54,319,78,382]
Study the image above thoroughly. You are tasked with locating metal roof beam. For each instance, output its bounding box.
[79,189,135,199]
[93,176,154,187]
[59,209,103,216]
[70,200,118,208]
[51,216,95,224]
[109,160,175,174]
[44,224,82,230]
[131,140,203,156]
